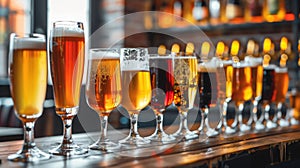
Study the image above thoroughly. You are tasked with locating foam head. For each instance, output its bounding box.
[244,56,262,67]
[52,26,84,37]
[90,49,119,60]
[14,35,46,50]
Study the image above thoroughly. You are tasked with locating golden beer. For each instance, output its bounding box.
[232,65,253,103]
[121,71,152,114]
[173,56,198,111]
[290,91,300,120]
[10,48,47,120]
[50,35,85,109]
[86,58,121,116]
[274,68,289,103]
[251,65,263,98]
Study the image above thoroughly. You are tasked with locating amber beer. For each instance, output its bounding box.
[232,63,253,103]
[86,55,121,116]
[50,29,85,111]
[10,38,47,120]
[121,71,152,114]
[274,67,289,103]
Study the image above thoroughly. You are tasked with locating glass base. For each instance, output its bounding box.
[119,135,151,147]
[180,131,198,141]
[266,120,277,129]
[49,143,88,156]
[224,126,237,134]
[278,119,290,127]
[240,124,252,132]
[255,122,265,131]
[148,134,178,144]
[8,146,50,162]
[206,129,220,137]
[89,139,120,151]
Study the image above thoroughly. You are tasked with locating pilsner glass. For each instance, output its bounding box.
[8,33,50,162]
[261,64,277,129]
[198,57,223,137]
[86,49,121,151]
[173,55,198,140]
[231,61,253,132]
[49,21,87,155]
[244,56,264,130]
[274,67,289,127]
[119,48,152,146]
[148,54,176,143]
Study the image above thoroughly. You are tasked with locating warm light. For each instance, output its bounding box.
[185,42,194,56]
[171,43,180,54]
[230,40,240,56]
[158,44,167,56]
[246,40,255,55]
[216,41,225,57]
[280,53,288,67]
[280,37,288,51]
[263,54,271,67]
[201,41,210,56]
[263,38,272,53]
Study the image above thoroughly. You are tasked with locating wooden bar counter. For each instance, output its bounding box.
[1,125,300,168]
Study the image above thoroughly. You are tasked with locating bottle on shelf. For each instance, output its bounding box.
[262,0,286,22]
[209,0,222,25]
[244,0,263,23]
[192,0,209,26]
[225,0,245,24]
[173,0,184,23]
[158,0,174,28]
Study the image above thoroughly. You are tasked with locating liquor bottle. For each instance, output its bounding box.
[244,0,263,23]
[262,0,285,22]
[209,0,225,25]
[192,0,209,25]
[225,0,245,24]
[173,0,184,22]
[158,0,174,28]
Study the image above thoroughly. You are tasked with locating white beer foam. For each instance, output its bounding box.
[52,27,84,37]
[14,37,45,49]
[264,64,277,70]
[244,56,262,67]
[275,67,288,73]
[233,61,251,68]
[198,57,220,72]
[90,49,119,60]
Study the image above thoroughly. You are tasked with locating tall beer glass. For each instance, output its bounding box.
[274,67,289,126]
[86,49,121,150]
[232,61,253,132]
[8,33,50,162]
[49,21,87,155]
[119,48,152,145]
[198,57,223,137]
[244,56,264,130]
[174,55,198,140]
[149,54,176,143]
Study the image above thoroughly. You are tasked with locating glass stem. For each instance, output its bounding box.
[182,112,188,134]
[157,113,163,137]
[63,118,74,145]
[99,115,108,142]
[129,113,138,139]
[23,121,36,150]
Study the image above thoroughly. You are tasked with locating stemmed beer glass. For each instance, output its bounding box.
[149,54,176,143]
[85,49,122,151]
[119,48,152,146]
[173,54,198,140]
[8,33,50,162]
[49,21,87,155]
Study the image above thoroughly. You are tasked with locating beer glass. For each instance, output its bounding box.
[149,54,176,143]
[8,33,50,162]
[231,61,253,132]
[244,56,264,130]
[261,64,277,129]
[119,48,152,145]
[49,21,87,155]
[274,67,289,127]
[173,55,198,140]
[86,49,121,150]
[198,57,223,137]
[220,60,239,134]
